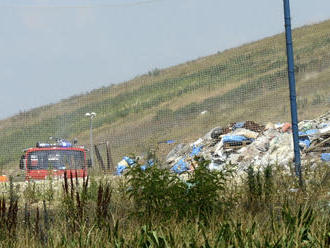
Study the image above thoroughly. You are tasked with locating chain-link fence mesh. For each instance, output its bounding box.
[0,1,329,180]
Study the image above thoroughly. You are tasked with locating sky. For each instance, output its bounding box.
[0,0,329,120]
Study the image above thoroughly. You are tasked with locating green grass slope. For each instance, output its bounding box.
[1,20,330,171]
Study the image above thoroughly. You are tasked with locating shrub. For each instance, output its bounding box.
[184,157,229,218]
[125,156,231,221]
[125,161,181,219]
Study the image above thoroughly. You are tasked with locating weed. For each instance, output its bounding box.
[125,156,231,221]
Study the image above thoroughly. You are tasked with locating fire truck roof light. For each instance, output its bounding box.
[36,142,50,148]
[60,141,72,147]
[35,140,73,148]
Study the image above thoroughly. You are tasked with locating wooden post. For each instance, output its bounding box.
[94,145,105,171]
[106,141,114,172]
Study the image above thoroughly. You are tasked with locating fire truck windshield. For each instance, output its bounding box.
[27,150,85,170]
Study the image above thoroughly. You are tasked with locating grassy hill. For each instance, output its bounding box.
[1,20,330,172]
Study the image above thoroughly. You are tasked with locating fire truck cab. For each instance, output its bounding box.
[20,139,89,180]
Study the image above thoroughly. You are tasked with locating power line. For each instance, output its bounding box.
[0,0,166,9]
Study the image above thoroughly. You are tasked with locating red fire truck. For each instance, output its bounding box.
[20,139,90,180]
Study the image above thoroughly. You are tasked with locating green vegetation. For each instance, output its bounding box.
[0,160,329,247]
[0,20,330,172]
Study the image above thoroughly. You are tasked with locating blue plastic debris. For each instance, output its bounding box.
[299,129,319,136]
[299,137,311,148]
[189,145,203,157]
[222,135,250,143]
[321,153,330,162]
[305,129,319,135]
[166,140,176,144]
[158,140,176,144]
[117,157,155,175]
[115,156,136,175]
[298,129,319,149]
[171,159,189,174]
[123,156,135,166]
[233,122,245,130]
[116,164,128,175]
[140,159,155,171]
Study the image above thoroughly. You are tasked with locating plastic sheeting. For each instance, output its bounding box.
[171,159,189,174]
[321,153,330,162]
[222,135,251,143]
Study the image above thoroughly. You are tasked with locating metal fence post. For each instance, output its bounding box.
[283,0,303,186]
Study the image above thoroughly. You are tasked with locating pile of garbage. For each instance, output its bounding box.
[115,111,330,175]
[165,111,330,175]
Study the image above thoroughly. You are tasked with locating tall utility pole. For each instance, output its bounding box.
[85,112,96,167]
[283,0,303,186]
